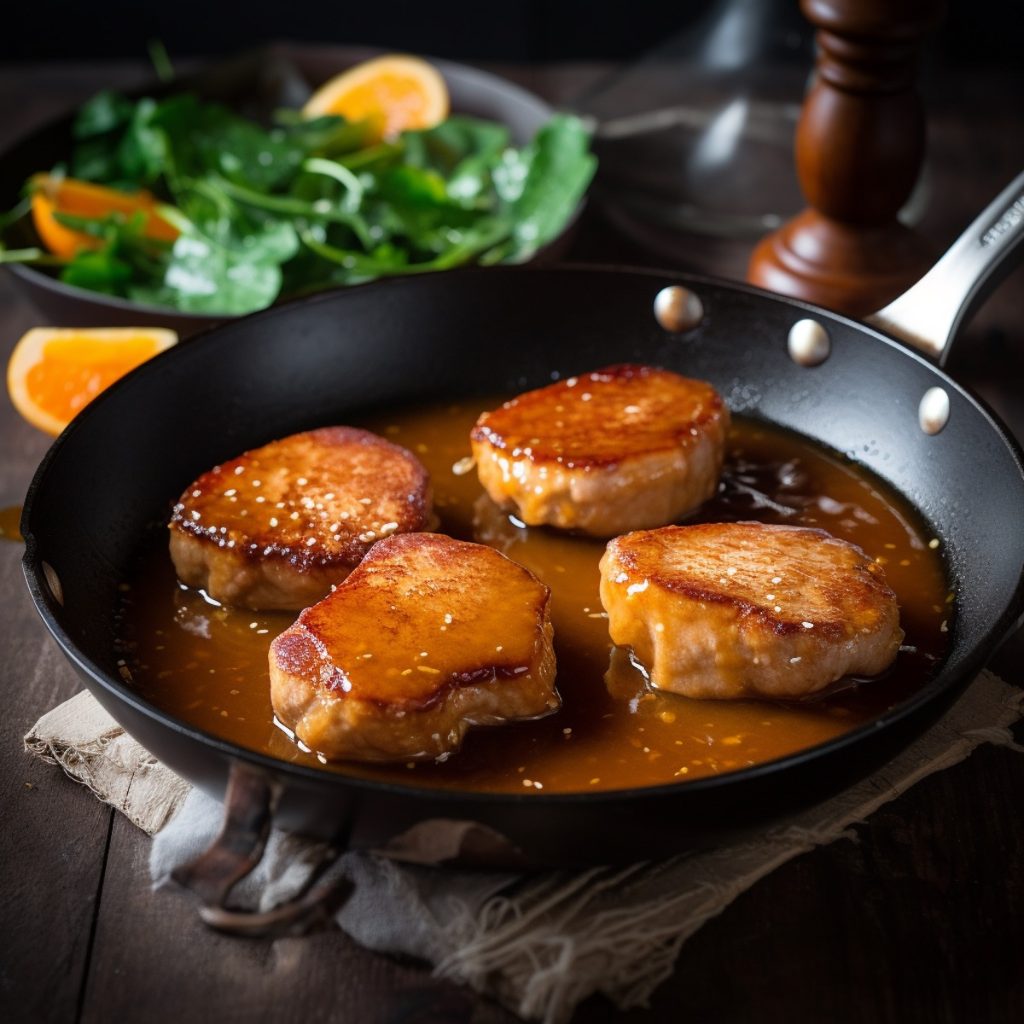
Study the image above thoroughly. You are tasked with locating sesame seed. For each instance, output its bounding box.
[802,621,814,629]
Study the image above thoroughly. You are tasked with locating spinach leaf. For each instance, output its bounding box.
[116,98,168,186]
[154,230,282,314]
[495,114,595,263]
[60,248,134,294]
[404,116,509,175]
[54,210,172,295]
[73,90,135,140]
[276,112,375,157]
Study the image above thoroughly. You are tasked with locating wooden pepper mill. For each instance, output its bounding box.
[747,0,944,316]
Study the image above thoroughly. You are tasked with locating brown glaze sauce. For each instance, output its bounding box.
[116,401,951,794]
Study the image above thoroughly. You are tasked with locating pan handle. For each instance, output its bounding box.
[865,170,1024,365]
[171,761,352,937]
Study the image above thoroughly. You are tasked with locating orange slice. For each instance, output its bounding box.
[302,54,449,141]
[30,174,179,261]
[7,327,178,436]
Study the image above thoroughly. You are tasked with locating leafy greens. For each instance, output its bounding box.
[5,89,595,315]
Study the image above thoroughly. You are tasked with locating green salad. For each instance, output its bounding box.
[1,89,596,315]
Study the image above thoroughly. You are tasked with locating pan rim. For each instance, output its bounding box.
[20,264,1024,806]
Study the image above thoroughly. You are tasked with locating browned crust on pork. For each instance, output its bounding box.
[169,426,432,574]
[608,522,894,640]
[470,364,728,469]
[599,521,904,700]
[269,533,560,761]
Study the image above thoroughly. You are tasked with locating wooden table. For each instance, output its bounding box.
[2,56,1022,1024]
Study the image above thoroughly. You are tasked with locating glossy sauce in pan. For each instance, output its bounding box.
[116,402,951,794]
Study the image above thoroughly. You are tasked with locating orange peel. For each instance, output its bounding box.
[302,54,449,141]
[30,174,179,261]
[7,326,178,436]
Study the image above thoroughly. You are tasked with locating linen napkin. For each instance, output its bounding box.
[25,671,1023,1024]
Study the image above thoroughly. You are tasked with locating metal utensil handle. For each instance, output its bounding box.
[866,170,1024,364]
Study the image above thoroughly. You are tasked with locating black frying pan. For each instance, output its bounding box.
[20,174,1024,931]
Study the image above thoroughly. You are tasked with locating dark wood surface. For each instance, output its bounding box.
[1,55,1022,1024]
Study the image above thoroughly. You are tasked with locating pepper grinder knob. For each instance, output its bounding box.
[747,0,945,316]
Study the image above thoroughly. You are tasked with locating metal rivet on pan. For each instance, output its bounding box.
[788,319,831,367]
[41,561,64,607]
[919,387,950,435]
[653,286,704,333]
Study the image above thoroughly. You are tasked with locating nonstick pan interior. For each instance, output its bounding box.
[21,266,1024,862]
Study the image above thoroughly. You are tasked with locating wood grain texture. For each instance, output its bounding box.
[0,51,1022,1024]
[80,817,517,1024]
[0,278,114,1024]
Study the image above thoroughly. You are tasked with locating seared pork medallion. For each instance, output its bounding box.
[169,427,433,611]
[470,365,729,537]
[599,522,903,700]
[269,532,559,763]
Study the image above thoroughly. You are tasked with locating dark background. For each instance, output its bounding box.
[1,0,1016,68]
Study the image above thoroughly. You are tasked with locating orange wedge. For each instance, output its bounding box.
[302,54,449,141]
[7,327,178,436]
[30,174,179,261]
